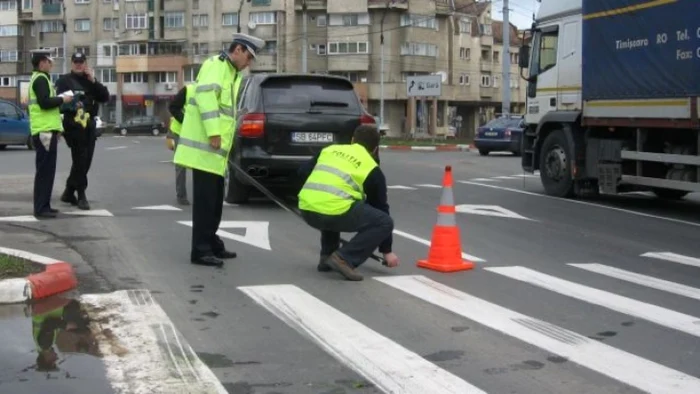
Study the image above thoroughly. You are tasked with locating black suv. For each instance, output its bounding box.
[225,73,376,204]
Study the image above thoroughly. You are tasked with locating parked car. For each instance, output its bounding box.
[0,99,31,150]
[226,73,377,204]
[114,116,165,136]
[474,115,525,156]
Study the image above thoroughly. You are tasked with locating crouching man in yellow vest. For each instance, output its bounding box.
[167,83,194,205]
[173,33,265,267]
[297,125,400,281]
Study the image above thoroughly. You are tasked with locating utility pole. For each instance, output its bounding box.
[62,0,67,74]
[236,0,251,33]
[380,0,392,132]
[501,0,511,115]
[301,0,307,73]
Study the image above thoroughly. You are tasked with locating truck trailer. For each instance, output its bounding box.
[518,0,700,199]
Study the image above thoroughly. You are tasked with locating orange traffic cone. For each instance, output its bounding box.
[417,165,475,272]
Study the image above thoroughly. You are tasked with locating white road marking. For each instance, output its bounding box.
[105,146,127,151]
[569,263,700,301]
[509,174,539,178]
[0,215,38,223]
[388,185,418,190]
[469,178,499,182]
[458,181,700,228]
[178,220,271,250]
[132,205,182,211]
[641,252,700,269]
[455,204,532,221]
[132,140,141,144]
[64,209,114,217]
[375,275,700,394]
[493,176,518,180]
[238,284,486,394]
[0,246,60,264]
[485,266,700,338]
[414,184,442,188]
[392,229,485,262]
[159,160,173,163]
[81,290,227,394]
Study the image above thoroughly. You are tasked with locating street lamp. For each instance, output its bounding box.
[379,0,394,133]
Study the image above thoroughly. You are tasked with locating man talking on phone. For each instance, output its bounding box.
[55,52,110,210]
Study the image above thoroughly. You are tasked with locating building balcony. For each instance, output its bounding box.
[116,55,188,73]
[435,0,452,15]
[480,86,495,98]
[327,54,370,72]
[42,3,61,15]
[294,0,327,11]
[401,55,437,73]
[480,60,493,71]
[19,10,33,21]
[480,35,494,46]
[368,0,408,9]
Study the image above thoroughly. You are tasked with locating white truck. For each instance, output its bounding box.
[518,0,700,199]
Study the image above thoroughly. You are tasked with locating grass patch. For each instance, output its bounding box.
[0,254,45,279]
[381,137,472,146]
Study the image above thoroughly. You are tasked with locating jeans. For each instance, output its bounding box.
[301,201,393,267]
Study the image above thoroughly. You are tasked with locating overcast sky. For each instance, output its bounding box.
[489,0,539,29]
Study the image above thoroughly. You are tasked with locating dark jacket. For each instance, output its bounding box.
[298,148,392,253]
[31,71,63,111]
[55,71,110,129]
[168,86,187,124]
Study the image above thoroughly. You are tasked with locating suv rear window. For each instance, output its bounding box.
[261,77,361,114]
[483,117,522,128]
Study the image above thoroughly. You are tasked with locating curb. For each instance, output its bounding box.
[0,246,78,304]
[379,144,474,152]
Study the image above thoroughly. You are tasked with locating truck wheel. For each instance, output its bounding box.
[539,130,574,197]
[225,165,251,204]
[652,188,688,200]
[479,149,490,156]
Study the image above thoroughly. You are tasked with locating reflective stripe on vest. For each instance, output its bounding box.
[172,55,242,177]
[298,144,378,215]
[28,72,63,135]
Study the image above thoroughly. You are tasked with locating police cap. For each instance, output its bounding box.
[231,33,265,59]
[30,49,54,64]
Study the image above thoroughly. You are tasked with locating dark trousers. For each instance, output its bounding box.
[32,132,59,215]
[63,125,96,195]
[301,201,394,267]
[191,168,226,260]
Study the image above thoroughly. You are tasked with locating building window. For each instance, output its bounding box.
[192,0,198,9]
[22,0,32,10]
[75,0,90,4]
[459,47,470,59]
[96,68,117,83]
[400,14,437,29]
[103,17,119,31]
[0,50,19,62]
[316,44,326,55]
[38,21,61,33]
[400,42,438,57]
[480,24,492,36]
[39,47,64,58]
[0,24,23,36]
[459,73,470,85]
[480,74,492,87]
[118,43,147,56]
[74,19,91,32]
[0,1,17,11]
[102,45,117,57]
[0,76,17,87]
[327,41,369,55]
[193,43,208,55]
[164,12,185,29]
[459,19,471,35]
[125,14,148,30]
[184,65,201,82]
[493,75,500,87]
[328,13,369,26]
[316,15,326,27]
[329,72,365,82]
[258,40,277,55]
[249,12,276,25]
[155,72,177,83]
[75,46,90,56]
[222,13,238,26]
[192,14,208,28]
[123,72,148,83]
[251,0,271,5]
[510,75,519,88]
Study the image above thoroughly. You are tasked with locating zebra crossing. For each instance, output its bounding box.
[237,251,700,393]
[388,174,539,191]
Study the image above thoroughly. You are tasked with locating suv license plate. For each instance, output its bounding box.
[292,132,334,143]
[484,131,498,137]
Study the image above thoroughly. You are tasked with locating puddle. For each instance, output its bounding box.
[0,295,114,393]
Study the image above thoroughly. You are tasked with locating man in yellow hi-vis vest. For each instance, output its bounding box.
[173,33,265,267]
[297,125,400,281]
[28,49,74,219]
[167,84,194,205]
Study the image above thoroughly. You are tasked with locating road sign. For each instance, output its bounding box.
[406,75,442,97]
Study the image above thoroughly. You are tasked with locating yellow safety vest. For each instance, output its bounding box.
[173,54,242,177]
[298,143,378,215]
[169,84,195,136]
[28,71,63,135]
[32,305,64,352]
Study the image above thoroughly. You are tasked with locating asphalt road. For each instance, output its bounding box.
[1,136,699,394]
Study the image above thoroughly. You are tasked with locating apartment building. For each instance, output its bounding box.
[0,0,525,137]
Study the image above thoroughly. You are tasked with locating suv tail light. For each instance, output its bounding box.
[360,113,375,125]
[504,129,512,138]
[239,113,265,138]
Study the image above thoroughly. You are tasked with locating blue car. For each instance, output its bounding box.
[474,116,525,156]
[0,99,32,150]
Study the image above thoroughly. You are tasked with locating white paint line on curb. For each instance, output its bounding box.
[0,246,61,265]
[81,289,228,394]
[393,229,485,263]
[0,246,62,304]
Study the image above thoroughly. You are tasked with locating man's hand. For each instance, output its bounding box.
[62,94,74,104]
[383,252,399,268]
[209,135,221,150]
[85,67,95,83]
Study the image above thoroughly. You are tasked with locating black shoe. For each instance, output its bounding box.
[77,199,90,210]
[215,250,237,259]
[49,208,59,214]
[61,190,78,206]
[177,197,190,206]
[317,255,332,272]
[35,211,57,219]
[191,256,224,267]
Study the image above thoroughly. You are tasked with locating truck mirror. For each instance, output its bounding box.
[518,45,530,68]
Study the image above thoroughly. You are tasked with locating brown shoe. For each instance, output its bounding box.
[324,253,363,281]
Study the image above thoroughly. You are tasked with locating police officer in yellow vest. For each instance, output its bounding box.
[298,125,400,281]
[167,84,195,205]
[28,49,74,219]
[173,33,265,267]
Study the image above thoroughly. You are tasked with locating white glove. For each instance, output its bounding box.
[39,133,52,151]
